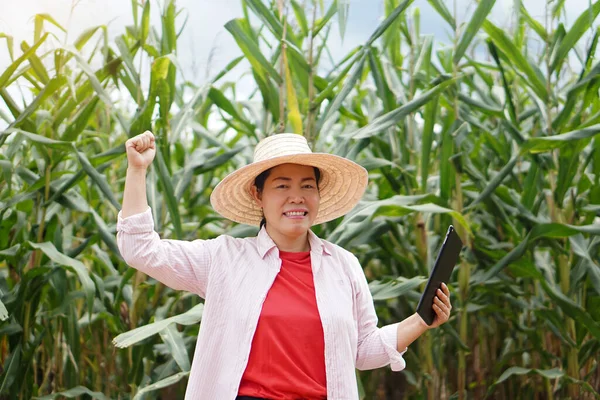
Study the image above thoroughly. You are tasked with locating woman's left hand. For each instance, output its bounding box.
[429,283,452,328]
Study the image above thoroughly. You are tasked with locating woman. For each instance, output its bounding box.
[117,132,452,400]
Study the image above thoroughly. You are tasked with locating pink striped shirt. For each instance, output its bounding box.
[116,207,406,399]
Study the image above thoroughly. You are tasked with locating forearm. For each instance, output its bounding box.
[395,313,429,351]
[122,167,149,218]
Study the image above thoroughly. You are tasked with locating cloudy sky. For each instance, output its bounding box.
[0,0,593,87]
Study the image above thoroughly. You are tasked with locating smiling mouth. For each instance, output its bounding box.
[283,211,308,217]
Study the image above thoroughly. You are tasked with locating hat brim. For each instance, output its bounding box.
[210,153,368,226]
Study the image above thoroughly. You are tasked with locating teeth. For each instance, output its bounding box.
[285,211,305,216]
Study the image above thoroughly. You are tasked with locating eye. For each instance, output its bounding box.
[303,184,315,189]
[276,184,288,189]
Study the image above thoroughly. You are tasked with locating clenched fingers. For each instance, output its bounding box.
[127,131,155,153]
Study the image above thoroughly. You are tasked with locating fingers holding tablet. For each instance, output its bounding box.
[430,283,452,328]
[416,226,462,326]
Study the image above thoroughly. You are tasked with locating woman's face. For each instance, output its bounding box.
[252,163,320,238]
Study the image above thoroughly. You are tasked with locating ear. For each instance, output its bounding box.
[250,185,263,208]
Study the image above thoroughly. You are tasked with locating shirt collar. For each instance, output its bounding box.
[257,225,332,259]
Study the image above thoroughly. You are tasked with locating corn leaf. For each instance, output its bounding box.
[284,55,302,134]
[159,324,191,372]
[225,19,283,85]
[0,299,7,321]
[345,78,454,139]
[33,386,108,400]
[0,33,48,90]
[132,372,190,400]
[550,1,600,73]
[365,0,414,47]
[482,20,548,101]
[453,0,496,64]
[29,242,95,317]
[523,123,600,153]
[74,150,121,210]
[338,0,350,40]
[426,0,456,29]
[113,304,204,348]
[473,222,600,285]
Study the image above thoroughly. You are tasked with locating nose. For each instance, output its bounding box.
[288,189,304,203]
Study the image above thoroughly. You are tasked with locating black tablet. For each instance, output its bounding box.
[416,225,463,325]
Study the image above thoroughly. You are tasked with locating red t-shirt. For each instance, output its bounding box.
[237,250,327,399]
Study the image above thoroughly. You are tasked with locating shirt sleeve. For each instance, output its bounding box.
[116,206,216,298]
[351,254,407,372]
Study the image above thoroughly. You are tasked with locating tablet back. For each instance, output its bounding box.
[416,226,463,325]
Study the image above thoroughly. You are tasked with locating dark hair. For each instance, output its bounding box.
[254,166,321,230]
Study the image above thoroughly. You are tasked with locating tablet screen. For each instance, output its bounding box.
[416,225,463,325]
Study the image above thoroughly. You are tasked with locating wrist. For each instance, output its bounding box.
[127,166,148,173]
[413,312,430,331]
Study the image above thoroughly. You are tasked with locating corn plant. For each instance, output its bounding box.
[202,0,600,398]
[1,0,599,399]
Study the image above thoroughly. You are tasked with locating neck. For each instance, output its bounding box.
[265,225,311,252]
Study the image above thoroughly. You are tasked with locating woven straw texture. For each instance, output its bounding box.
[210,134,368,226]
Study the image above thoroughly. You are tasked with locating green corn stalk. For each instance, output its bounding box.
[2,0,600,398]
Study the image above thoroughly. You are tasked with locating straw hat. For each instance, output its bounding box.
[210,133,368,226]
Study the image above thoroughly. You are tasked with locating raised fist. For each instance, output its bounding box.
[126,131,156,170]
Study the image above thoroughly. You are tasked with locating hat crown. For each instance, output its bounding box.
[253,133,313,162]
